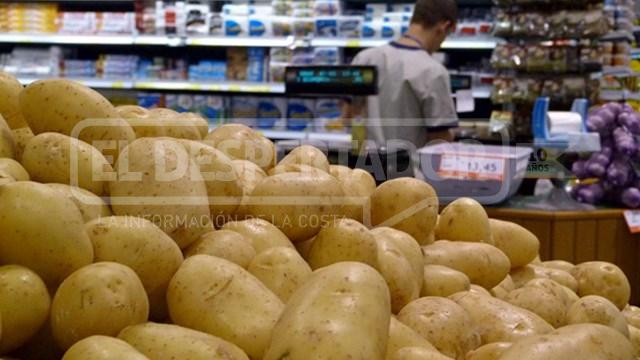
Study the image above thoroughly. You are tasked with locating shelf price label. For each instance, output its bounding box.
[623,210,640,234]
[438,154,505,181]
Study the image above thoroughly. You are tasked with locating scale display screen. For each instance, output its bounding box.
[285,65,378,96]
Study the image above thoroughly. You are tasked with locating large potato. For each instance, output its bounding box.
[0,158,28,181]
[542,260,575,273]
[62,335,149,360]
[264,262,390,360]
[51,262,149,350]
[221,218,294,254]
[179,140,242,219]
[185,230,256,268]
[267,163,328,177]
[22,132,114,196]
[371,177,438,245]
[489,219,539,268]
[505,280,568,328]
[85,216,184,321]
[491,275,516,300]
[499,324,635,360]
[118,322,248,360]
[10,126,33,161]
[525,278,579,309]
[333,167,376,222]
[204,124,275,171]
[386,317,439,359]
[390,347,453,360]
[0,265,50,354]
[436,198,492,244]
[371,227,423,284]
[233,159,267,217]
[623,305,640,328]
[469,285,492,297]
[46,183,112,223]
[565,295,629,337]
[109,137,211,249]
[244,171,344,242]
[422,265,471,298]
[19,79,135,152]
[0,181,93,286]
[153,111,202,140]
[277,145,330,173]
[307,218,378,270]
[0,115,16,159]
[423,241,510,290]
[450,291,553,344]
[167,255,283,359]
[247,246,312,302]
[465,342,513,360]
[510,264,578,291]
[118,106,166,138]
[398,297,481,359]
[0,71,28,129]
[571,261,631,310]
[179,112,209,138]
[629,325,640,357]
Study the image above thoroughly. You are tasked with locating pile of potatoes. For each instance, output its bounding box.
[0,73,640,360]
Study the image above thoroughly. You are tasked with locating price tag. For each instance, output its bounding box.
[438,154,505,181]
[623,210,640,234]
[346,39,361,47]
[111,81,125,89]
[228,85,242,92]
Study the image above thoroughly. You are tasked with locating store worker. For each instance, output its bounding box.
[348,0,459,149]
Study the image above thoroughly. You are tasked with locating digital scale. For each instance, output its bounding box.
[284,65,378,96]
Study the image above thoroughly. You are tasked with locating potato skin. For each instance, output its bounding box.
[0,265,51,354]
[542,260,575,273]
[307,218,378,270]
[465,342,513,360]
[118,322,249,360]
[333,167,376,222]
[62,335,149,360]
[204,124,275,171]
[623,305,640,329]
[422,241,510,290]
[50,262,149,350]
[397,297,481,359]
[46,183,112,223]
[450,291,553,344]
[436,198,492,244]
[10,126,33,161]
[0,181,94,286]
[386,317,439,360]
[628,325,640,357]
[0,71,28,129]
[371,227,424,286]
[277,145,330,173]
[565,295,629,337]
[264,262,390,360]
[505,281,568,328]
[185,230,256,269]
[247,246,311,302]
[371,178,439,245]
[489,219,539,268]
[22,132,114,196]
[0,115,16,159]
[570,261,631,310]
[390,347,454,360]
[221,218,294,254]
[167,255,283,359]
[0,158,29,181]
[422,265,471,297]
[499,324,635,360]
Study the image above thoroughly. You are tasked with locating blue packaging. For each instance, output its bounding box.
[247,47,266,82]
[137,92,163,108]
[382,22,402,38]
[314,98,345,132]
[256,97,286,129]
[338,16,363,38]
[249,17,272,36]
[287,98,315,131]
[230,96,258,127]
[315,17,338,37]
[224,16,248,36]
[313,47,340,65]
[195,95,225,126]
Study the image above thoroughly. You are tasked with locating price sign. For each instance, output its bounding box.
[438,154,505,181]
[623,210,640,234]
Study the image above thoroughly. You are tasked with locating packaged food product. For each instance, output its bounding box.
[293,17,314,37]
[249,16,272,37]
[314,98,345,133]
[195,95,224,125]
[185,4,210,35]
[256,97,287,129]
[381,22,402,38]
[227,48,248,81]
[287,98,315,131]
[338,16,363,38]
[223,15,248,36]
[272,0,292,16]
[315,17,338,37]
[365,4,387,21]
[272,16,293,36]
[247,48,266,82]
[314,0,341,16]
[230,96,259,127]
[362,21,382,38]
[137,92,164,108]
[313,47,341,65]
[222,4,251,16]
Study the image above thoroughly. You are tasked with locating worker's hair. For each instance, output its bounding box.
[411,0,458,28]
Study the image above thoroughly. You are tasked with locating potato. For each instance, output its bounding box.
[152,112,201,141]
[118,106,166,139]
[233,159,267,216]
[565,295,628,337]
[62,335,149,360]
[505,282,568,328]
[0,158,28,182]
[464,342,512,360]
[116,105,149,119]
[489,219,539,268]
[185,230,256,268]
[267,163,328,177]
[264,262,390,360]
[294,237,315,261]
[376,241,420,313]
[244,171,344,242]
[469,285,492,297]
[390,347,454,360]
[47,183,112,222]
[542,260,575,273]
[178,140,242,219]
[491,275,515,300]
[422,265,471,297]
[178,112,209,138]
[0,181,93,286]
[450,291,553,344]
[308,218,378,270]
[386,317,439,359]
[623,305,640,328]
[571,261,631,310]
[118,322,248,360]
[628,325,640,357]
[19,79,135,157]
[510,265,578,291]
[109,137,211,249]
[371,227,424,285]
[247,247,312,302]
[204,124,275,171]
[22,132,113,196]
[329,164,352,178]
[0,171,14,186]
[422,241,510,290]
[0,71,28,129]
[10,127,33,162]
[398,297,481,359]
[499,324,635,360]
[167,255,283,359]
[525,278,578,309]
[436,198,492,244]
[85,216,184,321]
[0,115,16,159]
[371,177,438,245]
[0,265,50,354]
[51,262,149,350]
[221,218,294,254]
[277,145,330,173]
[335,168,376,222]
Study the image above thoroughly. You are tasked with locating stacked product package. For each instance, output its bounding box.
[0,3,58,33]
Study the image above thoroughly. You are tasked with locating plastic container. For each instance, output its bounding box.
[418,143,533,205]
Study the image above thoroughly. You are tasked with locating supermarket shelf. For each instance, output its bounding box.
[0,33,135,45]
[260,130,352,142]
[187,36,297,48]
[17,76,134,89]
[311,36,502,49]
[452,86,492,99]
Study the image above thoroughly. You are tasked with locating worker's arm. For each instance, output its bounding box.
[419,71,458,144]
